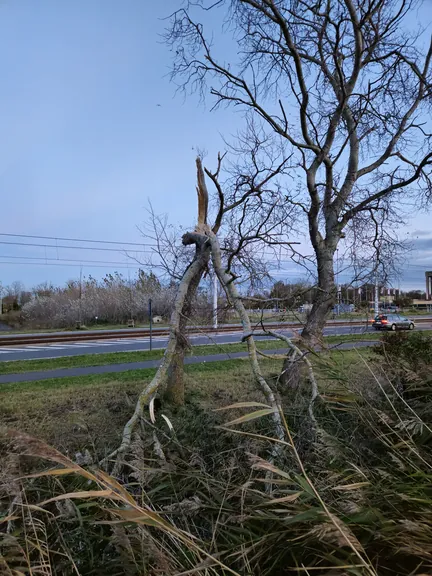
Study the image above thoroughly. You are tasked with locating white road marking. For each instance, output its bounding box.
[75,342,115,347]
[124,337,168,343]
[0,347,34,352]
[53,343,93,348]
[106,339,141,343]
[25,345,59,350]
[42,345,74,350]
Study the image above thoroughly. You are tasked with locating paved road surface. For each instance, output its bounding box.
[0,323,409,362]
[0,341,378,385]
[1,323,431,363]
[3,315,432,341]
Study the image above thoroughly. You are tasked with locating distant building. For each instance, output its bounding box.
[426,271,432,300]
[333,303,355,314]
[412,299,432,311]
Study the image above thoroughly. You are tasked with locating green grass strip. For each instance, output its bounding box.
[1,330,430,376]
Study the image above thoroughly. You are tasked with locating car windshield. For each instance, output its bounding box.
[375,315,387,320]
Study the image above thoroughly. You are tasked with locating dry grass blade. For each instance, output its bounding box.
[260,492,302,505]
[149,397,156,424]
[249,454,292,480]
[213,401,272,411]
[95,469,137,505]
[103,507,175,528]
[333,482,370,491]
[0,514,19,525]
[217,425,293,447]
[39,489,118,506]
[222,408,276,427]
[288,565,366,571]
[21,467,94,480]
[161,414,174,431]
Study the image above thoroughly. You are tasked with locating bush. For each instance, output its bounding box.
[375,330,432,369]
[0,310,24,329]
[373,331,432,404]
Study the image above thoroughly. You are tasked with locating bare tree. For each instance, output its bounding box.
[113,157,304,467]
[134,140,299,403]
[166,0,432,341]
[132,164,216,405]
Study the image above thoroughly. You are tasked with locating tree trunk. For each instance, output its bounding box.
[165,349,186,405]
[113,245,210,462]
[164,257,207,405]
[279,350,300,391]
[301,247,336,343]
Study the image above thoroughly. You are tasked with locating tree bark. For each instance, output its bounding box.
[112,244,210,465]
[164,255,207,405]
[301,247,336,343]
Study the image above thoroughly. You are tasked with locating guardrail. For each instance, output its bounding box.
[0,317,430,347]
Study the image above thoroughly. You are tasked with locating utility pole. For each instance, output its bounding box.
[149,298,153,351]
[78,265,83,328]
[213,270,218,330]
[336,249,340,314]
[374,273,379,316]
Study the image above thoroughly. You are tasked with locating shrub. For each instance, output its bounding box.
[374,331,432,371]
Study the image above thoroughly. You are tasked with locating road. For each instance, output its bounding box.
[0,341,381,385]
[0,322,431,362]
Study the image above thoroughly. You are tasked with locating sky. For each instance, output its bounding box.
[0,0,431,292]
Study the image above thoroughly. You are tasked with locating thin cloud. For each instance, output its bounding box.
[412,230,432,238]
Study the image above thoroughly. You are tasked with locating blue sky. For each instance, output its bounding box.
[0,0,431,292]
[0,0,241,286]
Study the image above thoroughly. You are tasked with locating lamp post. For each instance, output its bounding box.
[148,298,153,351]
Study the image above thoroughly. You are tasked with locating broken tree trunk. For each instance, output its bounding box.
[112,158,211,463]
[164,157,211,405]
[113,243,210,464]
[165,251,208,405]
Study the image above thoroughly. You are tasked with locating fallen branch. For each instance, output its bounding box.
[246,330,320,427]
[207,230,286,451]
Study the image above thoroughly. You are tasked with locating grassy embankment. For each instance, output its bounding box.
[0,347,364,454]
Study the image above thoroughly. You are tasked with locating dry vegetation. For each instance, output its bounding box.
[1,335,431,575]
[0,360,271,455]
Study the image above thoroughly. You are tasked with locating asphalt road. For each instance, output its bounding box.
[0,341,378,385]
[0,322,431,364]
[0,323,397,362]
[1,323,431,385]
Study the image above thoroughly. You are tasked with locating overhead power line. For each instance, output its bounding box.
[0,261,143,270]
[0,233,153,247]
[0,255,143,266]
[0,240,156,254]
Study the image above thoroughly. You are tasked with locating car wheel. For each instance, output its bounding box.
[409,323,414,330]
[391,324,397,331]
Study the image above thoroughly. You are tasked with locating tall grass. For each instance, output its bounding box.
[1,336,431,575]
